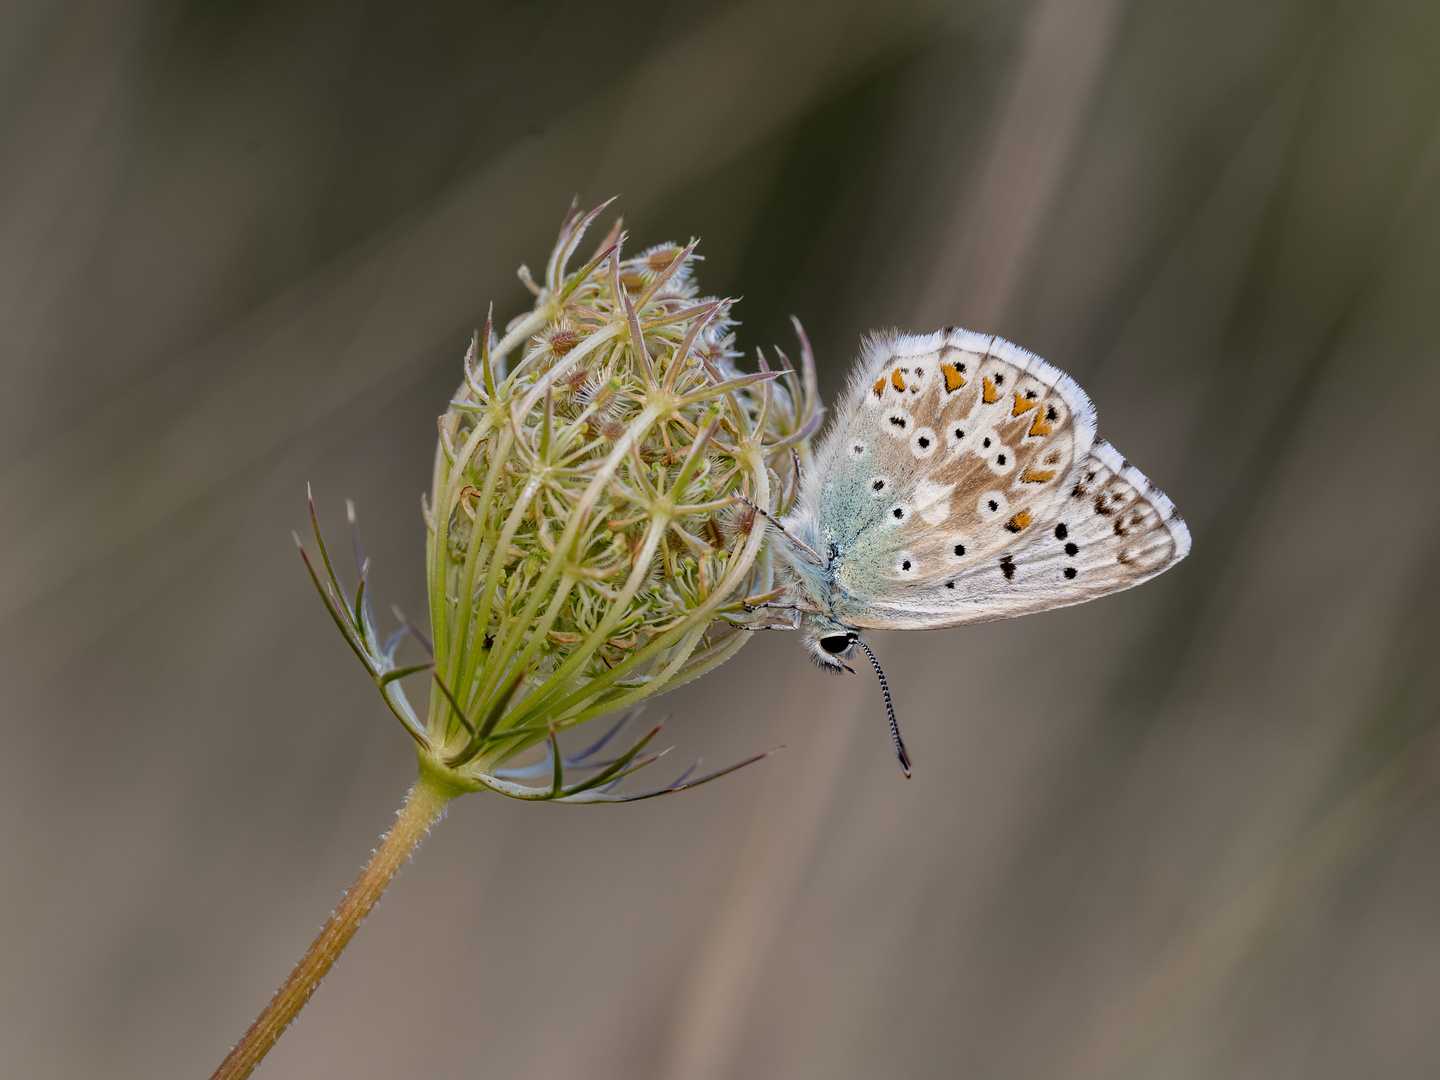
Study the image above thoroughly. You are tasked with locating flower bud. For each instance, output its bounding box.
[302,201,821,800]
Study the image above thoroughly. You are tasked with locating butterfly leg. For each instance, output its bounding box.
[721,603,799,632]
[733,495,824,566]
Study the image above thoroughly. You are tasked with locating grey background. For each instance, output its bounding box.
[3,0,1440,1077]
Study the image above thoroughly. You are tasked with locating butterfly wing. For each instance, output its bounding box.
[852,439,1190,627]
[796,328,1187,630]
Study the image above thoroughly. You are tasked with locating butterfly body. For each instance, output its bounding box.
[773,328,1190,680]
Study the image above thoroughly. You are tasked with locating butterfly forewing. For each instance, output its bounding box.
[805,331,1088,610]
[793,328,1187,630]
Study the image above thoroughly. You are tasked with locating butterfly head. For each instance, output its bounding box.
[801,614,861,673]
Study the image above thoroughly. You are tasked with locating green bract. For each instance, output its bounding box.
[301,200,821,801]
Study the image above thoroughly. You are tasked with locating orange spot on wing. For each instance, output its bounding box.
[891,368,906,392]
[873,377,886,399]
[1012,392,1040,417]
[982,376,998,403]
[941,363,966,392]
[1028,410,1054,436]
[1004,509,1033,533]
[1019,466,1056,483]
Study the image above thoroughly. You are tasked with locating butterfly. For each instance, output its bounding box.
[759,327,1191,776]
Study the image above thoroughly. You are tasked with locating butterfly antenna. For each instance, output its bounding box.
[853,638,912,778]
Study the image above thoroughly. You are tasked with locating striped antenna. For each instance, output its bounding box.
[853,637,911,778]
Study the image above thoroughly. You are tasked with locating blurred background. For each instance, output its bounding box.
[4,0,1440,1077]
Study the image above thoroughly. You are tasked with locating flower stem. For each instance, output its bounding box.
[208,767,459,1080]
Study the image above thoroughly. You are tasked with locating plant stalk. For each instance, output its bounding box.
[208,767,458,1080]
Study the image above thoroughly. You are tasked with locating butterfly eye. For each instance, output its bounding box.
[818,635,851,655]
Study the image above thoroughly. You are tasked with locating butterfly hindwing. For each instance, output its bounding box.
[847,438,1190,627]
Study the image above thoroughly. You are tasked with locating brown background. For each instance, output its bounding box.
[4,0,1440,1077]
